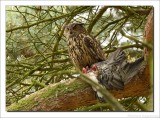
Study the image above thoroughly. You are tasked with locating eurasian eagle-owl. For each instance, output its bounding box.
[64,23,106,70]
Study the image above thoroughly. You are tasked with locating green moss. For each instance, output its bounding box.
[7,94,37,111]
[7,79,89,111]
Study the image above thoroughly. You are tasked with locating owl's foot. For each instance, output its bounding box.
[82,66,89,73]
[82,65,97,73]
[91,64,97,71]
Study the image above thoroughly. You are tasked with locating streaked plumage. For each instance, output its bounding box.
[64,23,106,70]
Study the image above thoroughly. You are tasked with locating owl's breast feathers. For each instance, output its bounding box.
[68,33,105,70]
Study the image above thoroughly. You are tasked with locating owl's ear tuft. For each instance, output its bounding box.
[72,23,84,29]
[76,23,84,26]
[73,22,84,26]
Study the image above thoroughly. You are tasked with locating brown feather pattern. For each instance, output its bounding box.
[64,23,106,70]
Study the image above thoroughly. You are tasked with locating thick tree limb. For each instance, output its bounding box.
[7,78,96,111]
[7,66,150,111]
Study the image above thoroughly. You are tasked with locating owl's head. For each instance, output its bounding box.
[64,23,87,39]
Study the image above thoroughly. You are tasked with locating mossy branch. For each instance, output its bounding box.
[7,64,150,111]
[78,71,125,111]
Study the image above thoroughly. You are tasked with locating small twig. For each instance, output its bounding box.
[6,6,93,33]
[94,15,130,38]
[75,103,113,111]
[31,79,46,88]
[120,29,152,49]
[104,44,143,53]
[87,6,108,33]
[111,6,151,16]
[6,65,44,89]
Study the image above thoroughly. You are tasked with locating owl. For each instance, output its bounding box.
[64,23,106,70]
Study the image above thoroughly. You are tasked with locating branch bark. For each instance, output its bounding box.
[7,66,150,111]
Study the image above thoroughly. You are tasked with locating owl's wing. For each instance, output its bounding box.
[83,36,105,61]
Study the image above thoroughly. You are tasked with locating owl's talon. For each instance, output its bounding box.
[82,67,87,73]
[82,66,90,73]
[91,65,97,71]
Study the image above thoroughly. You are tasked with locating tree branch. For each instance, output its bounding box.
[111,6,151,15]
[94,15,130,38]
[6,6,93,33]
[104,44,143,53]
[87,6,108,33]
[120,29,152,49]
[7,65,150,111]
